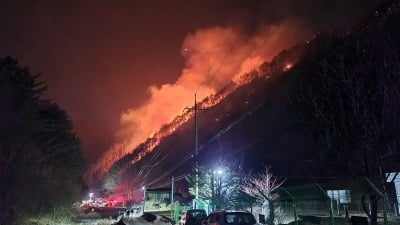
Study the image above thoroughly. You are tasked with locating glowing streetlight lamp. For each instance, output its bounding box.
[89,192,94,201]
[212,167,225,209]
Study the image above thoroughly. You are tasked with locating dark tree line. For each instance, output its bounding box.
[294,8,400,225]
[0,57,86,224]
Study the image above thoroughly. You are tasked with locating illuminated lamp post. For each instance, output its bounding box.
[215,168,224,209]
[89,192,94,201]
[216,168,224,197]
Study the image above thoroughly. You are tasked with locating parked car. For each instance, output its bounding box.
[179,209,208,225]
[203,210,257,225]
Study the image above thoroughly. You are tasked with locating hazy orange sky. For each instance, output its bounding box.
[0,0,376,165]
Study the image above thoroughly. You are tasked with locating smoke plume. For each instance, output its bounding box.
[88,19,312,180]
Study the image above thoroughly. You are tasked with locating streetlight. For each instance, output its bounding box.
[89,192,94,201]
[213,167,224,209]
[215,169,224,195]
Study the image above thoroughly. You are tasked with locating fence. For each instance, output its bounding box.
[262,200,398,225]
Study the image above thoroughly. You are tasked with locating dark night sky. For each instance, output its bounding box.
[0,0,377,164]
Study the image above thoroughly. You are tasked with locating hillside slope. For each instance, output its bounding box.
[105,0,400,191]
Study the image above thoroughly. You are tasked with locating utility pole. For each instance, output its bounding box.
[211,165,215,210]
[185,94,207,206]
[194,94,199,201]
[171,176,174,220]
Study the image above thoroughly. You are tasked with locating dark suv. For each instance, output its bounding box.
[204,210,257,225]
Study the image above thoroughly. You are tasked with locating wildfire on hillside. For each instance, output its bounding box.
[86,20,308,182]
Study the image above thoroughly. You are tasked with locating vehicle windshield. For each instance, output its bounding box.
[224,212,256,225]
[188,210,206,219]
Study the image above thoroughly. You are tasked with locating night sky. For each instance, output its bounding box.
[0,0,377,165]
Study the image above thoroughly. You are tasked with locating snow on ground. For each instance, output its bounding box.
[76,212,173,225]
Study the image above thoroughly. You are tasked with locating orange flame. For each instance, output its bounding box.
[87,20,310,182]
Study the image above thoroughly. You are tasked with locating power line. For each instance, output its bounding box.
[239,0,302,73]
[132,0,305,189]
[194,16,244,94]
[194,27,236,94]
[118,32,243,186]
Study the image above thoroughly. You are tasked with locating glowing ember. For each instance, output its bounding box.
[284,63,293,71]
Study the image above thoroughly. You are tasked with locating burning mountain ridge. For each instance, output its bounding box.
[98,0,400,195]
[87,19,313,181]
[86,1,387,184]
[102,42,307,194]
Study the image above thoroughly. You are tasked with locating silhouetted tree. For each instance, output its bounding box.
[0,57,85,224]
[103,166,122,195]
[241,167,284,225]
